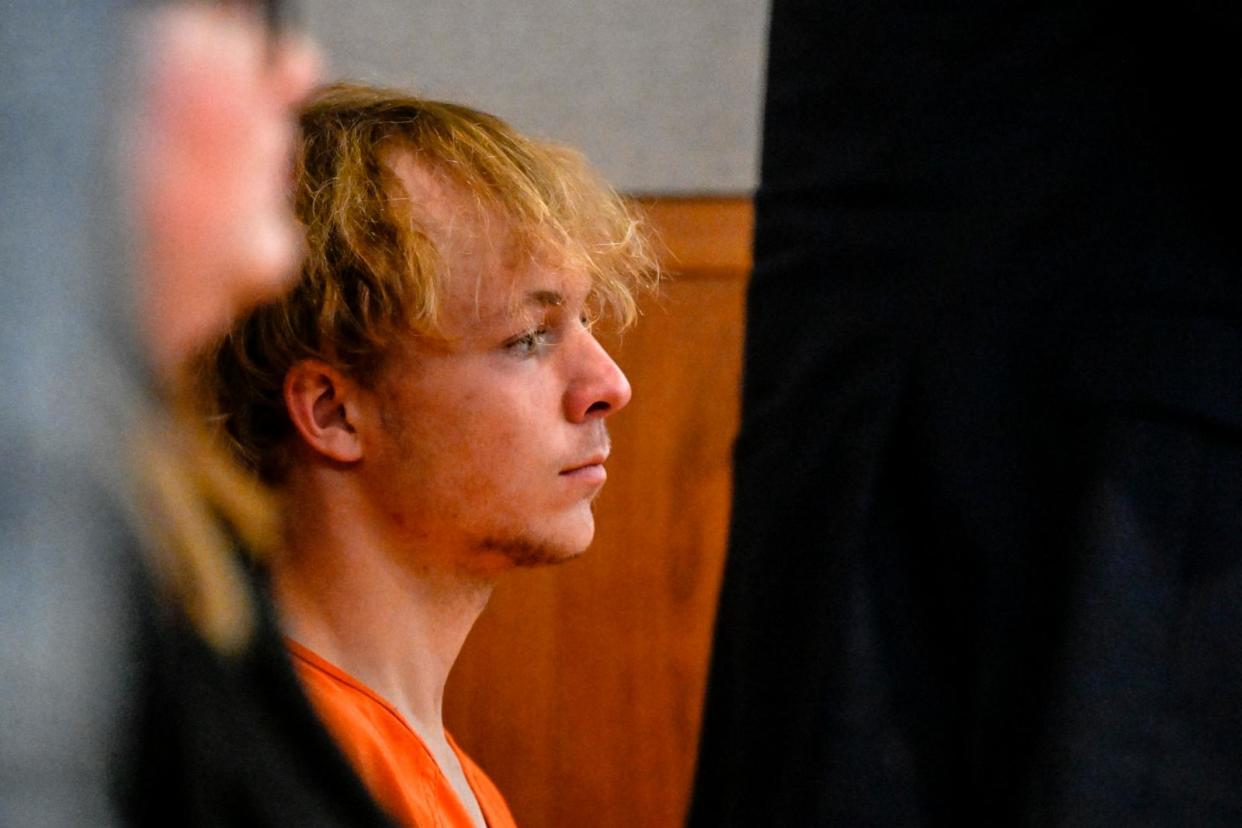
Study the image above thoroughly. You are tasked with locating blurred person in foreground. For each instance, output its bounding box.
[121,4,397,826]
[206,82,658,827]
[4,2,393,825]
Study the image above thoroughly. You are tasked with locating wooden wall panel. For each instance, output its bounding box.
[444,198,753,827]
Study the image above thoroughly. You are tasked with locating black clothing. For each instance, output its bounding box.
[123,566,394,827]
[691,1,1242,824]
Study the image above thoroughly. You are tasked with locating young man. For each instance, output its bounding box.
[211,83,657,827]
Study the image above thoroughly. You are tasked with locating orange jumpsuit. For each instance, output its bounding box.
[288,641,517,828]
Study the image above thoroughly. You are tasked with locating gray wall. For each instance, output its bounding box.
[301,0,768,195]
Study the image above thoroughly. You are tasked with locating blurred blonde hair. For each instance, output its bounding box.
[212,81,659,481]
[131,386,279,653]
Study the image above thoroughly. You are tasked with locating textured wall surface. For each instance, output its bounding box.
[301,0,767,194]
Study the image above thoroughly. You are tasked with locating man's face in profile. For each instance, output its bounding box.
[354,158,632,572]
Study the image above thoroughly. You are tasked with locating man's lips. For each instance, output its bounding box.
[560,454,609,484]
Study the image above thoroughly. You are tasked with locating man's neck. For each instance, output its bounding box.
[271,478,495,741]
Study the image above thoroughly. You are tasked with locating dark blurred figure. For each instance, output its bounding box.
[692,1,1242,825]
[2,2,391,824]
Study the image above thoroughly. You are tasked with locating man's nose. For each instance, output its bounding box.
[565,331,632,423]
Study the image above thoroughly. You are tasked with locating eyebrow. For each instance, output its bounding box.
[492,288,566,325]
[527,289,564,307]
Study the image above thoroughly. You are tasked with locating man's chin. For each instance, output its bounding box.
[478,536,588,568]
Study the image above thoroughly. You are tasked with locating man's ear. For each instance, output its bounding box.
[283,360,365,463]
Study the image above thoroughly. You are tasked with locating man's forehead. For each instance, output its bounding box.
[382,148,482,245]
[380,147,591,332]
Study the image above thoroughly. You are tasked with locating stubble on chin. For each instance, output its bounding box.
[477,535,586,568]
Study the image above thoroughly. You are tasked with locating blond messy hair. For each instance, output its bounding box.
[211,82,659,481]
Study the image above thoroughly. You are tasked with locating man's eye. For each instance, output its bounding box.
[504,327,552,356]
